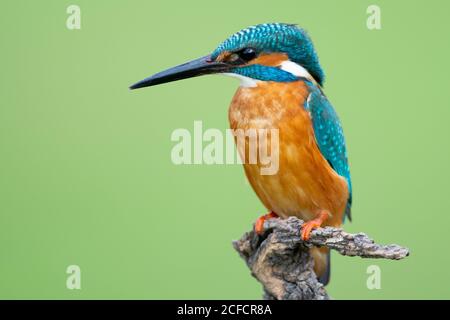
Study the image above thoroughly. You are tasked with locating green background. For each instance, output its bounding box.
[1,0,449,299]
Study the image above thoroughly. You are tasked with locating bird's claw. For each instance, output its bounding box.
[254,212,278,235]
[300,211,329,241]
[301,220,322,240]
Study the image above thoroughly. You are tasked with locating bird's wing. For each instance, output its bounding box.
[305,83,352,221]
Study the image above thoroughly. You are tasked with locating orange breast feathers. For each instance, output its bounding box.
[228,80,348,227]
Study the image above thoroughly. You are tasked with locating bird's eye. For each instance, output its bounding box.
[225,48,257,65]
[238,48,257,62]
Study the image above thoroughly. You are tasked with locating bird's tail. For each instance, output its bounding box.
[310,247,331,286]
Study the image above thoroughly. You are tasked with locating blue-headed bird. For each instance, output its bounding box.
[130,23,352,285]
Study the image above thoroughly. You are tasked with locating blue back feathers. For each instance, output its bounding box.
[305,82,352,221]
[211,23,325,85]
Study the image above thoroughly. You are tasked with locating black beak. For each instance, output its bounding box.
[129,55,229,90]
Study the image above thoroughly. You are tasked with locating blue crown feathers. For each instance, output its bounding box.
[211,23,325,85]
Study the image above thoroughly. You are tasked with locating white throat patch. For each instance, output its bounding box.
[223,73,258,88]
[280,61,315,82]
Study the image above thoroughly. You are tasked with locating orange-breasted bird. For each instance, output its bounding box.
[130,23,352,285]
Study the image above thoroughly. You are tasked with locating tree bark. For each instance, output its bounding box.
[232,216,409,300]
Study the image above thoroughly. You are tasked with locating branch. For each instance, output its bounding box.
[232,216,409,300]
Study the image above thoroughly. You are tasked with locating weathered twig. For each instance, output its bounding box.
[232,216,409,300]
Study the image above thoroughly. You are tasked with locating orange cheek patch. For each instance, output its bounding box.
[249,53,288,67]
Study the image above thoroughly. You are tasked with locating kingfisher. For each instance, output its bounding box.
[130,23,352,285]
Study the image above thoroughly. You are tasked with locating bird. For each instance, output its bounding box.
[130,23,352,285]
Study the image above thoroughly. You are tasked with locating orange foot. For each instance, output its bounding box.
[254,212,278,235]
[301,210,329,241]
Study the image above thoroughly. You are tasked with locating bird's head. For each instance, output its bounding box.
[130,23,324,90]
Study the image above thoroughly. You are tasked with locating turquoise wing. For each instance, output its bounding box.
[305,83,352,221]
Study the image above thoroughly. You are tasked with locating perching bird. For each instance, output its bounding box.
[130,23,352,285]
